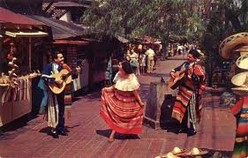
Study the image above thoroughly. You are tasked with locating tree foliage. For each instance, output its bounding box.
[200,0,248,85]
[201,0,247,57]
[80,0,205,43]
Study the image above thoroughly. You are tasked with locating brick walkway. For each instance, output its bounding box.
[0,56,235,158]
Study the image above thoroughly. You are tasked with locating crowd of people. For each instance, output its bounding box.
[104,43,158,86]
[125,43,157,75]
[167,42,199,57]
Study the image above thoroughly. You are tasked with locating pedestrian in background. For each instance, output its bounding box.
[100,60,144,142]
[140,51,147,74]
[127,46,139,75]
[105,54,113,86]
[145,44,155,73]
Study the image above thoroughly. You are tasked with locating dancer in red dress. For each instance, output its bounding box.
[100,60,144,142]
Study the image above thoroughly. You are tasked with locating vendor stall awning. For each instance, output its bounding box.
[5,31,48,37]
[0,7,45,26]
[53,40,89,45]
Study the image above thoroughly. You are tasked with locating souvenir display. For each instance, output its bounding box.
[219,32,248,59]
[219,32,248,158]
[155,147,208,158]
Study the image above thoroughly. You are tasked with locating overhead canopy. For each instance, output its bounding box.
[0,7,45,26]
[5,31,48,38]
[115,35,129,43]
[53,1,89,8]
[53,39,89,45]
[134,35,161,44]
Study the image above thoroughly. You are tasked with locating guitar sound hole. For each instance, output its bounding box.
[62,75,66,80]
[55,82,62,88]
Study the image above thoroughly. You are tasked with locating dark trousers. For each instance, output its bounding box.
[56,92,65,131]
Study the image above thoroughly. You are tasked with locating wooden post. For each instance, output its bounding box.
[143,81,176,129]
[28,37,31,72]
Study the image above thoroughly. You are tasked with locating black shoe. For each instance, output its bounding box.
[167,127,181,134]
[187,129,196,136]
[58,130,68,136]
[50,130,59,138]
[179,127,188,133]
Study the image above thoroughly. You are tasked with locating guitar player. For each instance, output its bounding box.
[169,49,205,136]
[40,51,72,138]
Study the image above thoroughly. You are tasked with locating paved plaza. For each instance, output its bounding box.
[0,56,235,158]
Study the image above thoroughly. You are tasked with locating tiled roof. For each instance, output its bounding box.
[43,3,65,19]
[30,15,85,39]
[42,1,89,19]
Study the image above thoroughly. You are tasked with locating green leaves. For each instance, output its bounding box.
[80,0,204,43]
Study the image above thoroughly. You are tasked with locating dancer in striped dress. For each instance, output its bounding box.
[100,60,144,142]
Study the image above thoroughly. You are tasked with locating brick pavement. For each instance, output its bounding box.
[0,56,235,158]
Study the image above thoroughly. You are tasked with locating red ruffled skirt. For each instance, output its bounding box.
[100,87,144,134]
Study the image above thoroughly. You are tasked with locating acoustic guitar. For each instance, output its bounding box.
[168,69,187,90]
[48,67,81,94]
[168,61,200,90]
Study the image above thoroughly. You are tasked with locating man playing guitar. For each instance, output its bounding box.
[40,51,71,138]
[169,49,205,136]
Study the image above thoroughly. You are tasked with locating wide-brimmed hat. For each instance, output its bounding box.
[219,32,248,59]
[236,54,248,70]
[176,147,208,157]
[232,87,248,95]
[231,71,248,87]
[231,72,248,94]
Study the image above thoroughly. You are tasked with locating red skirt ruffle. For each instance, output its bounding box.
[100,88,144,134]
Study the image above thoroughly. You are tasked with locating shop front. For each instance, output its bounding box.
[0,7,50,127]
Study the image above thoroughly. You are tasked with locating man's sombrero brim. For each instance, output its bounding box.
[231,72,248,86]
[236,54,248,70]
[232,87,248,92]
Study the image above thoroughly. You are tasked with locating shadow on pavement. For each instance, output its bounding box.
[96,129,111,138]
[96,129,140,140]
[159,95,183,134]
[39,126,51,134]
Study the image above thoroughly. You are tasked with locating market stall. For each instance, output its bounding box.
[0,76,33,126]
[0,7,50,127]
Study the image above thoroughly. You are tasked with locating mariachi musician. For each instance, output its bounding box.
[169,49,205,136]
[40,51,72,138]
